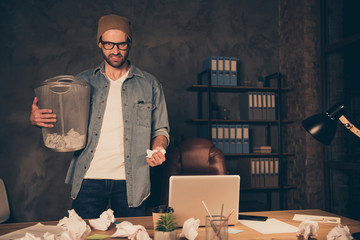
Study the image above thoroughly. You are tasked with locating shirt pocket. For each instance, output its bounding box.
[136,101,152,128]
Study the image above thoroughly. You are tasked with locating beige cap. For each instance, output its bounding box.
[97,14,132,44]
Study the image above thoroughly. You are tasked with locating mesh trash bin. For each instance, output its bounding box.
[35,75,90,152]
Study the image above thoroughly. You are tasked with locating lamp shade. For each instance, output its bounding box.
[302,103,345,145]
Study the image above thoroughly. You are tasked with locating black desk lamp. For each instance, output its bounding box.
[302,103,360,145]
[303,103,360,239]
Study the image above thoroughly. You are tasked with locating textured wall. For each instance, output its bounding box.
[279,0,324,209]
[0,0,279,222]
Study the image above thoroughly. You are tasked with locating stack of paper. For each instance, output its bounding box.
[239,218,298,234]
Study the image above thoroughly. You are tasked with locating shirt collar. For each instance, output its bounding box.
[93,60,145,79]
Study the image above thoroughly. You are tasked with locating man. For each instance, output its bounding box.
[30,14,170,218]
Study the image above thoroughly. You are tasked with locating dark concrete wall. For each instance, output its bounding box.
[279,0,324,209]
[0,0,279,222]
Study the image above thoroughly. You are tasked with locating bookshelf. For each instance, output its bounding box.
[187,71,296,211]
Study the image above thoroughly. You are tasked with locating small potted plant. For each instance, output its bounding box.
[154,212,178,240]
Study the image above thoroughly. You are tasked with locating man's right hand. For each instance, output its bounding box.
[30,97,56,128]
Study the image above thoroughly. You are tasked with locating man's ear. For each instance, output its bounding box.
[98,36,102,48]
[127,37,132,50]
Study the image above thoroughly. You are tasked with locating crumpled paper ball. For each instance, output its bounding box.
[180,218,200,240]
[43,232,56,240]
[296,220,319,239]
[16,232,41,240]
[327,224,354,240]
[57,209,91,240]
[89,209,115,231]
[112,221,151,240]
[16,232,58,240]
[146,149,166,158]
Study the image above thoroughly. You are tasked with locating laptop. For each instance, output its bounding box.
[168,175,240,226]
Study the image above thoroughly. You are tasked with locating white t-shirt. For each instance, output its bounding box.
[84,71,129,179]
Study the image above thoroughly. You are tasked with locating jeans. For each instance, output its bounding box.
[72,179,146,219]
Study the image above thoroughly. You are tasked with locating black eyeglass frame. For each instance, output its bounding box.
[100,39,130,50]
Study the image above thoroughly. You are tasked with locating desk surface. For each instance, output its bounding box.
[0,209,359,239]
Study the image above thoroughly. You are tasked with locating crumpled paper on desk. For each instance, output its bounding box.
[112,221,151,240]
[180,218,200,240]
[57,209,91,240]
[88,209,115,231]
[146,149,166,158]
[43,232,57,240]
[327,224,354,240]
[16,232,42,240]
[14,229,69,240]
[296,220,319,239]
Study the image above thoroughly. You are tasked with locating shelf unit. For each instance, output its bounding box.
[187,72,295,210]
[321,0,360,219]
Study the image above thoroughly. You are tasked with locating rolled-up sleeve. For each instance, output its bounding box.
[151,80,170,146]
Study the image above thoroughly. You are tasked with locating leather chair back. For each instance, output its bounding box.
[166,138,227,175]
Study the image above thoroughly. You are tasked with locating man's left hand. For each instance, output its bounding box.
[146,147,166,167]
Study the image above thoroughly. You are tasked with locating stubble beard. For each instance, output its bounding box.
[102,49,129,69]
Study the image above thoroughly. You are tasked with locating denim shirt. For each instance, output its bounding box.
[65,62,170,207]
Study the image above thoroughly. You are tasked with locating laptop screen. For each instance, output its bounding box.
[168,175,240,226]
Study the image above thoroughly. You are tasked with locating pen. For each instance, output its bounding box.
[220,204,224,221]
[202,201,214,220]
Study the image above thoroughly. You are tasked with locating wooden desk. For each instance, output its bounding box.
[0,209,359,239]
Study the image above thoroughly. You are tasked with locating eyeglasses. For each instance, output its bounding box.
[100,40,130,50]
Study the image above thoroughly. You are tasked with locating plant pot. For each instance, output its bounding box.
[154,230,177,240]
[152,205,174,230]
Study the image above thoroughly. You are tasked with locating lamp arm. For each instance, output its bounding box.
[339,115,360,138]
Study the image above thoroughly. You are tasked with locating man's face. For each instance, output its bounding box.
[99,29,130,68]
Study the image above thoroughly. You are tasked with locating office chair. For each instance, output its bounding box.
[166,137,227,175]
[0,178,10,223]
[160,138,227,204]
